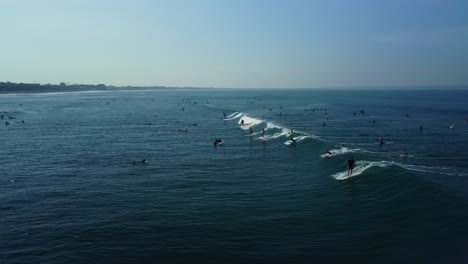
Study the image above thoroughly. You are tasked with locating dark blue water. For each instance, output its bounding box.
[1,89,468,263]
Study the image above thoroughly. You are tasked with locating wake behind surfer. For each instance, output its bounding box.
[347,156,355,175]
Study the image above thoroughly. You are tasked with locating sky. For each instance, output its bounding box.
[1,0,468,88]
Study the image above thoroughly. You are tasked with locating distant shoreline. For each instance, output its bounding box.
[0,81,208,94]
[1,81,467,94]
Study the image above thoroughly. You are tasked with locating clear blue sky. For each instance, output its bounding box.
[1,0,467,88]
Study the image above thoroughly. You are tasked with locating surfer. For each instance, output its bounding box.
[223,112,227,119]
[249,127,253,135]
[379,137,384,145]
[5,121,10,126]
[347,156,355,175]
[289,129,293,135]
[325,151,333,156]
[322,122,326,127]
[240,119,245,126]
[261,128,265,137]
[214,138,224,145]
[420,125,423,132]
[289,137,296,143]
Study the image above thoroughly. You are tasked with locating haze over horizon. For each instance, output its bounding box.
[1,0,468,88]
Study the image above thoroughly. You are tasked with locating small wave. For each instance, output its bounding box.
[238,114,263,130]
[332,160,468,181]
[332,160,392,180]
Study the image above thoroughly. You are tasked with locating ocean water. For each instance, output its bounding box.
[1,89,468,263]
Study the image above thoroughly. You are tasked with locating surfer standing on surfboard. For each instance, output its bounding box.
[347,156,355,175]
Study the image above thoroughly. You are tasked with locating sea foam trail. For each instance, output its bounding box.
[332,160,468,181]
[320,147,359,158]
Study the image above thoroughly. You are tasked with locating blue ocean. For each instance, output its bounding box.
[1,89,468,263]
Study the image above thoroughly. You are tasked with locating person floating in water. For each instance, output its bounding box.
[261,128,265,137]
[132,159,148,165]
[347,156,355,175]
[379,137,385,145]
[402,149,408,158]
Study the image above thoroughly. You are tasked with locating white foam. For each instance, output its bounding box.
[284,135,312,145]
[263,122,290,139]
[225,112,243,120]
[238,115,263,130]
